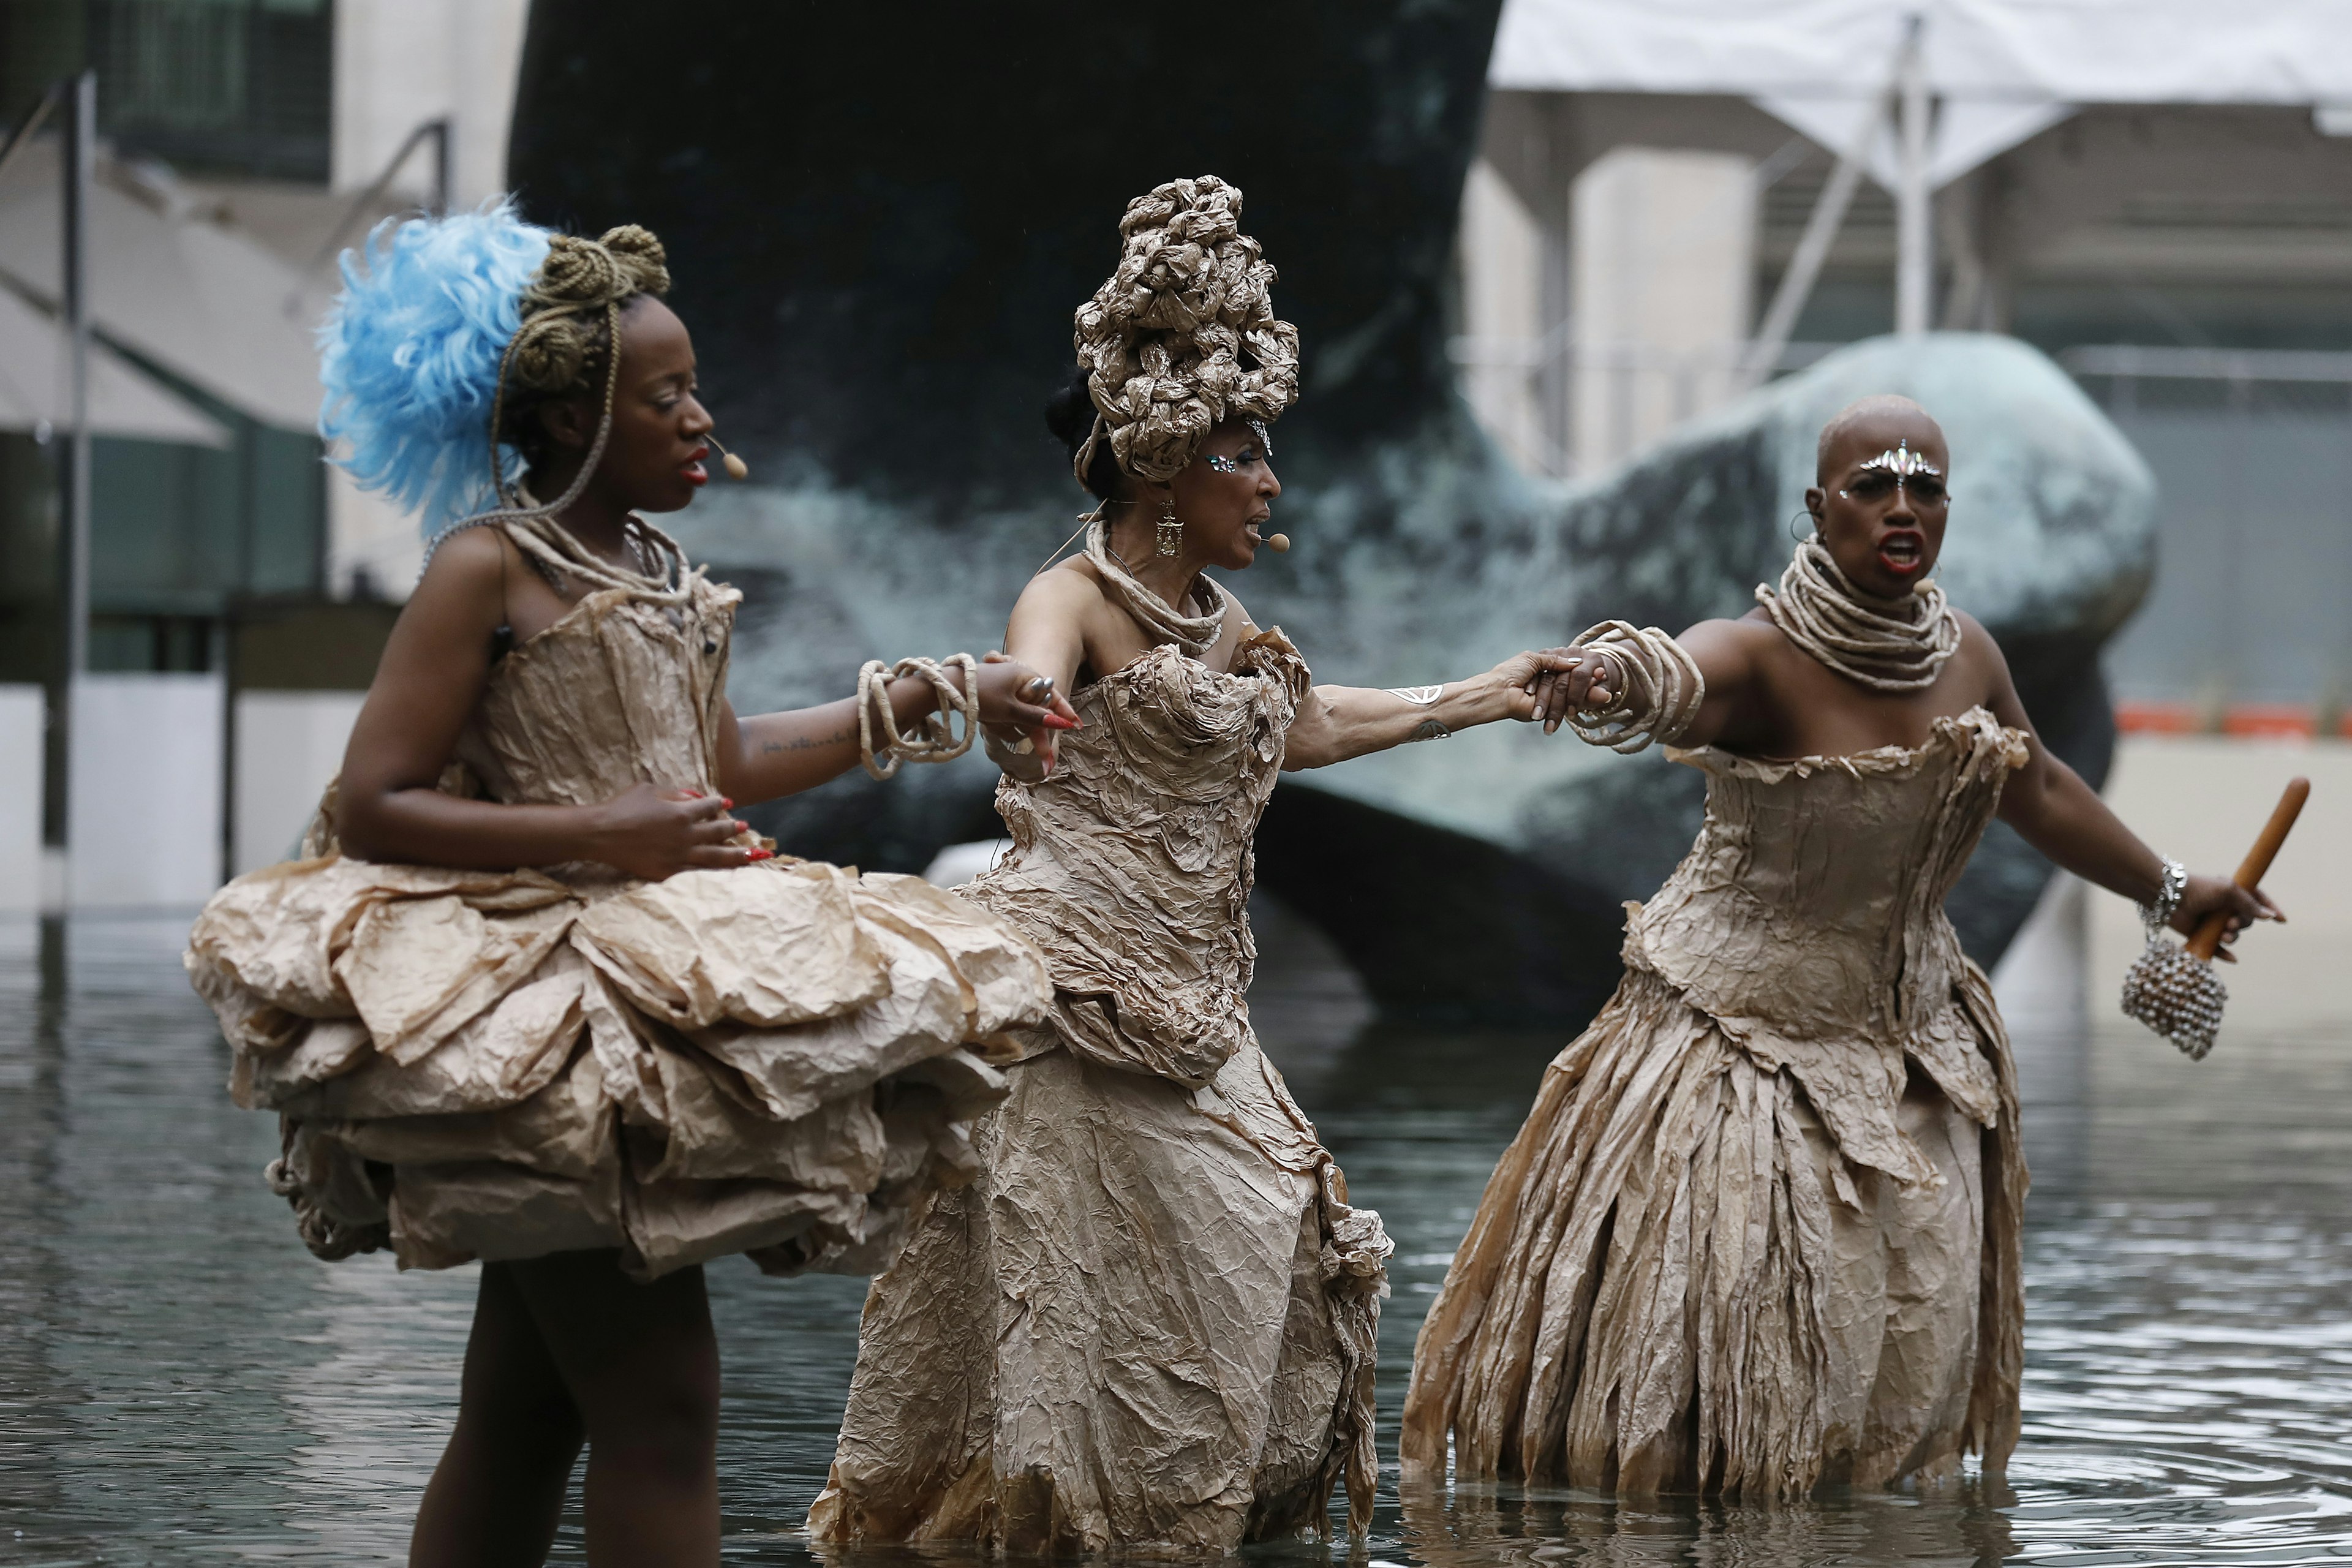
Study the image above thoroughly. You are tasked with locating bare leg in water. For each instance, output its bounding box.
[410,1251,721,1567]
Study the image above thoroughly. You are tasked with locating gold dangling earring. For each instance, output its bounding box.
[1155,492,1183,556]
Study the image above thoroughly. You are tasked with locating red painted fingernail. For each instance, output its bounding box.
[732,820,747,833]
[1043,714,1077,730]
[721,797,734,809]
[746,848,774,861]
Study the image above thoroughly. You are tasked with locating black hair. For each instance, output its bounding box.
[1046,366,1128,501]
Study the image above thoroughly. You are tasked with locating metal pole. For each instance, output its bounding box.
[1740,31,1910,390]
[1894,14,1934,335]
[0,83,61,187]
[43,69,95,914]
[430,116,451,216]
[287,116,455,315]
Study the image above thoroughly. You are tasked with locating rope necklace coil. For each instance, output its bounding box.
[1756,534,1960,692]
[856,654,980,780]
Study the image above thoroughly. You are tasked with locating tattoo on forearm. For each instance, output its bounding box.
[1406,718,1453,743]
[761,727,851,755]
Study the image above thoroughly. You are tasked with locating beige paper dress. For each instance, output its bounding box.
[184,521,1049,1282]
[1401,708,2030,1498]
[807,553,1392,1553]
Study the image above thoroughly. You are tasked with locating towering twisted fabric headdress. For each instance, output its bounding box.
[1072,175,1299,485]
[318,201,669,540]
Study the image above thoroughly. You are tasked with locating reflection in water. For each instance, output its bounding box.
[1396,1475,2015,1567]
[2,916,2350,1565]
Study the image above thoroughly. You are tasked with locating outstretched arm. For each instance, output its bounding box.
[1977,616,2277,945]
[981,570,1099,783]
[1283,649,1579,771]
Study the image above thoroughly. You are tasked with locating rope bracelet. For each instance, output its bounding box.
[1561,622,1706,754]
[856,653,980,781]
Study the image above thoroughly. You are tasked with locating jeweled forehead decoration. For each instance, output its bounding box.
[1855,440,1940,479]
[1205,420,1273,473]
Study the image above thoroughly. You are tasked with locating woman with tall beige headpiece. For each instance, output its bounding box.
[807,175,1581,1551]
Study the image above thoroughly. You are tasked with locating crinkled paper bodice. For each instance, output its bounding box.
[453,571,739,807]
[1631,707,2029,1045]
[960,629,1311,1085]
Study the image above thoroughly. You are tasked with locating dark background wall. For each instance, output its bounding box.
[508,0,1506,521]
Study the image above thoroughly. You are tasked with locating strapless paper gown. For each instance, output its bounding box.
[808,617,1392,1553]
[185,529,1049,1281]
[1401,709,2030,1498]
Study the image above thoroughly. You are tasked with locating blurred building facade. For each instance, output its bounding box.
[1455,0,2352,733]
[0,0,526,905]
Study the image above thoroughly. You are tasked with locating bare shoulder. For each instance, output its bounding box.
[1218,583,1257,637]
[400,526,506,625]
[1948,606,2016,688]
[1006,557,1115,646]
[1683,612,1785,659]
[1017,557,1112,616]
[1950,608,2010,669]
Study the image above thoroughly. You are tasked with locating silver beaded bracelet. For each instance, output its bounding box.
[2139,856,2188,932]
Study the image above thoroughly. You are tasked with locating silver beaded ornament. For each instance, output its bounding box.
[2119,857,2226,1060]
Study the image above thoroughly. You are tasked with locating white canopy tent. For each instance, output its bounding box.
[0,281,228,447]
[1492,0,2352,190]
[1489,0,2352,345]
[0,145,322,432]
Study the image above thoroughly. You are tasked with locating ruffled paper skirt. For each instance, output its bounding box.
[1400,967,2024,1499]
[805,1033,1390,1553]
[186,854,1049,1280]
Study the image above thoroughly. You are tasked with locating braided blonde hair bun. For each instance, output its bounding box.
[1073,176,1299,485]
[495,225,671,473]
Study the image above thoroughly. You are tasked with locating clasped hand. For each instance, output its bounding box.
[1498,648,1613,729]
[979,650,1082,774]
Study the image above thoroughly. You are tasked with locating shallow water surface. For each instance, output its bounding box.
[4,916,2351,1565]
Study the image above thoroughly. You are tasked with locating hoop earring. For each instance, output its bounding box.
[1156,493,1183,556]
[1787,508,1819,543]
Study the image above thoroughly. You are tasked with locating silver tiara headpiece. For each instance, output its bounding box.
[1856,440,1940,478]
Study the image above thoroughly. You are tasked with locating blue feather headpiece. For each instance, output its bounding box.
[317,202,552,538]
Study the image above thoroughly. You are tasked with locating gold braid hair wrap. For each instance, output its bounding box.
[1072,176,1300,486]
[423,224,673,567]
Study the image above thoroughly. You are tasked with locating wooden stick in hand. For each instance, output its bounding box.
[2188,776,2309,960]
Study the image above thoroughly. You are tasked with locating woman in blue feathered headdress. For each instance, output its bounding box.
[187,203,1080,1563]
